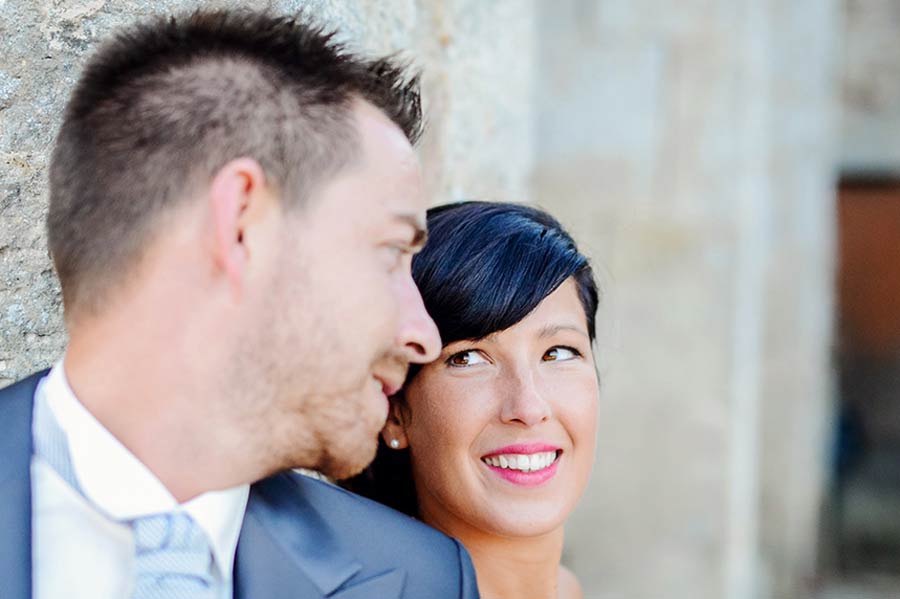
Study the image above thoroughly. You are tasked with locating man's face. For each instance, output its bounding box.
[244,101,440,479]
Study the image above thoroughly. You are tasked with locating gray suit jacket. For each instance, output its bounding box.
[0,371,480,599]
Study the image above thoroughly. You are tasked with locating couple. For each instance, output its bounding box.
[0,9,598,599]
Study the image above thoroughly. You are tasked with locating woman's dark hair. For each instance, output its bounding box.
[343,201,599,515]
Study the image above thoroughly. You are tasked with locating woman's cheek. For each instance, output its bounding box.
[557,377,599,441]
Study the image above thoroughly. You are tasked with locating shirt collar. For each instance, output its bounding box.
[41,358,249,580]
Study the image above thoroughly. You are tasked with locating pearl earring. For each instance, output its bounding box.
[389,439,400,449]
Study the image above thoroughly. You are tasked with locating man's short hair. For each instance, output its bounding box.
[47,9,422,315]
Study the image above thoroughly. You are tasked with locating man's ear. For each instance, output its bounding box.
[381,398,410,450]
[208,157,268,298]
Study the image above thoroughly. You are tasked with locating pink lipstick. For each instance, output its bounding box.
[481,443,562,487]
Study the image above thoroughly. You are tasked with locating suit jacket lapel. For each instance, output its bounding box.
[0,371,47,599]
[327,570,405,599]
[234,474,404,599]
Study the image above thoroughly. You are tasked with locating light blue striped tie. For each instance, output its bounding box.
[32,391,217,599]
[131,512,216,598]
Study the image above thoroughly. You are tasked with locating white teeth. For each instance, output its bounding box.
[482,451,558,472]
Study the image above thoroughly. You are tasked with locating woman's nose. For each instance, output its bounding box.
[499,369,552,426]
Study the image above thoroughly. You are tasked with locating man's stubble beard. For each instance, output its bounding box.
[230,279,392,480]
[274,348,412,480]
[300,388,382,479]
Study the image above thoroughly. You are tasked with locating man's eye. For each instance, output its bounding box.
[543,346,580,362]
[447,350,487,367]
[382,245,408,270]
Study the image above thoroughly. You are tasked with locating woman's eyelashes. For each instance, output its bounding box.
[447,349,489,367]
[445,345,583,368]
[542,345,582,362]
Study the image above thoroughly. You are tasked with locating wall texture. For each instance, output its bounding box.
[0,0,535,387]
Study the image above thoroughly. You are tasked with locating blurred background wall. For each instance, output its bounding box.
[534,2,840,598]
[2,1,899,598]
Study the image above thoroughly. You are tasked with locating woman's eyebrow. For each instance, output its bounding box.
[537,323,590,339]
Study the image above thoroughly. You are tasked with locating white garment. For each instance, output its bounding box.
[31,360,249,599]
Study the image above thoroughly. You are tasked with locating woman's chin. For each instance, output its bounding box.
[461,459,586,537]
[490,517,568,539]
[474,498,574,539]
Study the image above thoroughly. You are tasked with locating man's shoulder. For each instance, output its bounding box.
[246,471,479,598]
[0,370,47,433]
[281,471,461,555]
[0,370,48,401]
[238,472,478,599]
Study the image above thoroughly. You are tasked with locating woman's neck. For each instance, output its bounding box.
[428,513,566,599]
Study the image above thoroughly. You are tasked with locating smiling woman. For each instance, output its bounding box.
[345,201,600,599]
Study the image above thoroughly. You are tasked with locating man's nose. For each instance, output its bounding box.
[396,278,441,364]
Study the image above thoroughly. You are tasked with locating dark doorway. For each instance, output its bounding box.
[829,175,900,577]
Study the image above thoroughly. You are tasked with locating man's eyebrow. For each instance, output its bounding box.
[537,323,590,339]
[394,213,428,249]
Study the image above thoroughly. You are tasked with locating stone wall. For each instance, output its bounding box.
[534,1,839,598]
[0,0,535,386]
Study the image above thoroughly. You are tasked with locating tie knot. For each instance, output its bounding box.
[131,512,215,599]
[133,513,209,553]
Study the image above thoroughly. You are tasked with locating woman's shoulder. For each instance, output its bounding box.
[559,565,584,599]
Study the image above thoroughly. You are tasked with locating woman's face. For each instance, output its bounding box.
[393,278,599,538]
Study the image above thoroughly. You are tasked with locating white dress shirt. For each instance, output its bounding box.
[31,360,250,599]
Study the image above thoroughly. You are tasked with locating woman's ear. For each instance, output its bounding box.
[381,398,409,450]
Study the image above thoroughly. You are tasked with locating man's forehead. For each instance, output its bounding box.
[353,99,415,156]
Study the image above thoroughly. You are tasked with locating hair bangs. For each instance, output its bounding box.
[414,202,593,347]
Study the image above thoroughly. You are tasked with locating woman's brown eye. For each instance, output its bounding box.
[447,350,487,367]
[543,347,578,362]
[450,353,470,366]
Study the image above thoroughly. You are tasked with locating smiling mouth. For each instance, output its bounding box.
[481,450,562,473]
